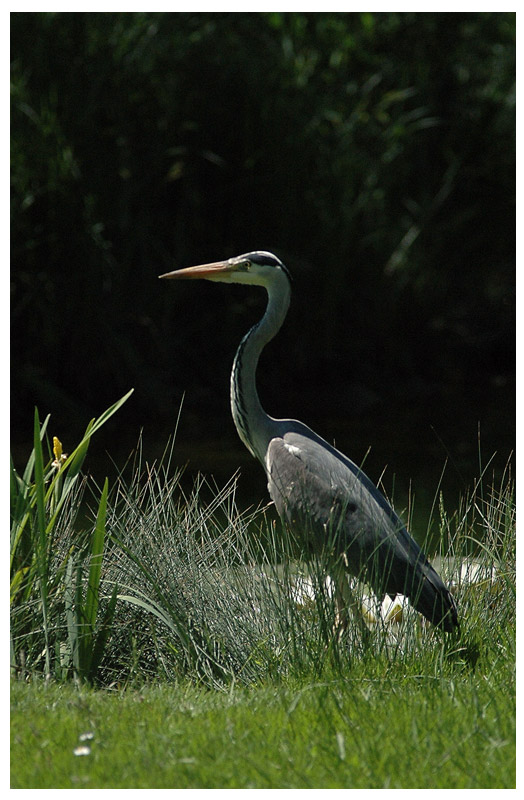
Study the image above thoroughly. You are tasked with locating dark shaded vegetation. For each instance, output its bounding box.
[11,12,515,505]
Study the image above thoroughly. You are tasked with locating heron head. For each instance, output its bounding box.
[159,251,291,286]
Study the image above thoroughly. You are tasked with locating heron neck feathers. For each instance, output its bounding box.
[230,271,290,462]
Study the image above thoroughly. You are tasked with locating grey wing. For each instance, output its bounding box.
[265,430,458,631]
[266,432,406,564]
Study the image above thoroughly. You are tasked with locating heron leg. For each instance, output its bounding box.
[331,558,372,643]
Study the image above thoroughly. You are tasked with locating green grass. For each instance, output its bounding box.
[10,404,516,788]
[11,658,515,788]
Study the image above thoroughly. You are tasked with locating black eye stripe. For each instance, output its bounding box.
[241,251,281,267]
[252,254,280,266]
[237,251,292,281]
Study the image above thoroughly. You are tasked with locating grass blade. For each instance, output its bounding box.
[85,478,109,631]
[32,408,51,676]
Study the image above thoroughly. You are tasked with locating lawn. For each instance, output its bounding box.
[11,656,515,789]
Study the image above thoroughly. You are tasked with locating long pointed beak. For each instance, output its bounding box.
[159,260,231,280]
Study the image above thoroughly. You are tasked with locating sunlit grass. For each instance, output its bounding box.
[11,659,515,788]
[10,405,515,787]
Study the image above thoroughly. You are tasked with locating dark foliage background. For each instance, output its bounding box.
[11,12,515,513]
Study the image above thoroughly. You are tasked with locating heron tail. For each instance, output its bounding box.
[408,565,459,632]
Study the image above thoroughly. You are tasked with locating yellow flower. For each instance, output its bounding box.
[53,437,62,461]
[52,436,68,469]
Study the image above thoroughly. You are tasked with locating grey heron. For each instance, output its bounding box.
[160,251,458,633]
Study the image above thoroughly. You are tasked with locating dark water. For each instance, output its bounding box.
[13,391,512,555]
[74,403,513,555]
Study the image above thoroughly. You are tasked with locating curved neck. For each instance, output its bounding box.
[230,270,291,463]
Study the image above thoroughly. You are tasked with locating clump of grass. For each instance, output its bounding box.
[10,391,133,682]
[11,401,515,689]
[435,458,515,672]
[95,439,514,688]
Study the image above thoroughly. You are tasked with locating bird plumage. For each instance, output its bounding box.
[266,424,457,631]
[160,250,458,633]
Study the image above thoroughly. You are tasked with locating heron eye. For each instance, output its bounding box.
[241,260,251,270]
